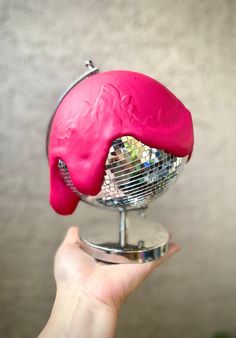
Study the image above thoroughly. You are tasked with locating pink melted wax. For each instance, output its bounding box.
[48,70,194,215]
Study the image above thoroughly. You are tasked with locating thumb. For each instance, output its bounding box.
[62,226,80,245]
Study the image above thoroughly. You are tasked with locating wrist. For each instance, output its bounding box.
[39,283,118,338]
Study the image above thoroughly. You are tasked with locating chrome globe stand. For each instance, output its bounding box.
[79,208,169,263]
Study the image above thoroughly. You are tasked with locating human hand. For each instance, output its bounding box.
[55,227,180,311]
[39,227,180,338]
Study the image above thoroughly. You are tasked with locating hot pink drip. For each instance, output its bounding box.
[48,71,194,215]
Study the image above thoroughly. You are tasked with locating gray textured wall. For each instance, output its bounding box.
[0,0,236,337]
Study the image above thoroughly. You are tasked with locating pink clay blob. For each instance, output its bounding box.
[48,70,194,215]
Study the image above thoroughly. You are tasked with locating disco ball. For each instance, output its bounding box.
[58,135,187,210]
[47,61,194,263]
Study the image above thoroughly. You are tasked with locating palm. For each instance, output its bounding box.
[54,227,179,311]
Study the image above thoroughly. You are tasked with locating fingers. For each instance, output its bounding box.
[119,241,180,273]
[142,242,181,273]
[62,226,80,245]
[152,242,181,266]
[166,242,181,258]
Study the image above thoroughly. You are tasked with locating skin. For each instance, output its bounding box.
[38,227,180,338]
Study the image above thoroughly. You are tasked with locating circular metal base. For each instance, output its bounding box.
[80,214,169,263]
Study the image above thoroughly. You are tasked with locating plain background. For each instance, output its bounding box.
[0,0,236,337]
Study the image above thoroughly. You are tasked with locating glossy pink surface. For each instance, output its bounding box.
[48,70,194,215]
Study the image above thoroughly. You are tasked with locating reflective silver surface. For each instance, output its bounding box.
[80,234,168,263]
[58,135,187,210]
[79,212,169,263]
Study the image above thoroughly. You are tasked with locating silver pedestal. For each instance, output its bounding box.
[80,209,169,263]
